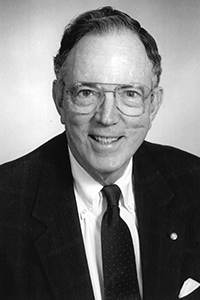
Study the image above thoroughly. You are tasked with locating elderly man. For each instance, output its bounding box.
[0,6,200,300]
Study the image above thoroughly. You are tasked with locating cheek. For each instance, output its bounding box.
[126,113,151,134]
[125,114,151,146]
[64,110,90,142]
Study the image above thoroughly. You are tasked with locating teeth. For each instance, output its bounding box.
[93,136,118,144]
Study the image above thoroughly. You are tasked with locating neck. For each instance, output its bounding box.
[88,167,128,186]
[68,145,132,186]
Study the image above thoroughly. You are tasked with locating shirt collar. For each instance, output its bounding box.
[115,158,134,211]
[68,147,103,210]
[68,147,134,211]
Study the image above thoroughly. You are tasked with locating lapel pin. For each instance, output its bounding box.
[170,232,178,240]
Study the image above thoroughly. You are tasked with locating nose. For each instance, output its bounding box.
[94,92,120,126]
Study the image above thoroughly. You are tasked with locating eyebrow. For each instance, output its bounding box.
[77,81,146,89]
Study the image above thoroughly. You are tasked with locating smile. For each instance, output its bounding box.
[90,135,120,145]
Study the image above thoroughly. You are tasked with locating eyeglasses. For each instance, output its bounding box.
[64,81,154,116]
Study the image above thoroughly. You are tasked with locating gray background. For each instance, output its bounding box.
[1,0,200,164]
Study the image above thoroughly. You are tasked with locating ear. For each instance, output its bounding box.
[52,79,65,124]
[149,86,164,128]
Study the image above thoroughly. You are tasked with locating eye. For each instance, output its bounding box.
[121,89,141,99]
[77,89,93,97]
[124,90,139,98]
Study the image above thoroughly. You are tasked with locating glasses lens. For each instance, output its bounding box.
[116,85,151,116]
[66,83,101,114]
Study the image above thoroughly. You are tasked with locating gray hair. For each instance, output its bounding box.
[54,6,162,86]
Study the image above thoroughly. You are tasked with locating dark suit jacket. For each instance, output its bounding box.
[1,132,200,300]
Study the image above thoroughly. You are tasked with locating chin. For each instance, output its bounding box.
[93,159,126,176]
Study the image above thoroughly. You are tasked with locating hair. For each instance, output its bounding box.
[54,6,162,86]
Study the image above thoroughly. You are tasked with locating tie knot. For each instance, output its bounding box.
[102,184,121,207]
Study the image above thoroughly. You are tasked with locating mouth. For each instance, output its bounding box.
[89,135,121,145]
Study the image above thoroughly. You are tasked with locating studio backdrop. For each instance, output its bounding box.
[0,0,200,163]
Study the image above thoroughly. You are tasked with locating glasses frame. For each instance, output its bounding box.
[63,81,154,116]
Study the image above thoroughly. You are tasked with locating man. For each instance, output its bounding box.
[0,6,200,300]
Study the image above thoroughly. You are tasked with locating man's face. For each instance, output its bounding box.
[53,30,163,184]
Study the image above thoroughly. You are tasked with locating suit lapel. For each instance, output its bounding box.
[134,143,186,299]
[32,133,94,300]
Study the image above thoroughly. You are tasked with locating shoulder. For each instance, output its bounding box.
[140,140,200,179]
[136,142,200,214]
[0,132,68,194]
[0,132,68,223]
[141,141,200,164]
[0,132,67,170]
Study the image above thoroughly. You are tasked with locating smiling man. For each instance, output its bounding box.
[1,6,200,300]
[53,29,162,185]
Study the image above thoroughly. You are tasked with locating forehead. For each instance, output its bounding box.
[62,29,153,86]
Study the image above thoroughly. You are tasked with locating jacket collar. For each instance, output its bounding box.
[134,142,174,210]
[32,133,94,299]
[133,142,186,299]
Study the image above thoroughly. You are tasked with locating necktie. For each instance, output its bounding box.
[101,184,141,300]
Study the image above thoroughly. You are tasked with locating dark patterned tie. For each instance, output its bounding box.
[101,184,141,300]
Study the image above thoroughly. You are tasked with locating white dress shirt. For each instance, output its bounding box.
[69,148,142,300]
